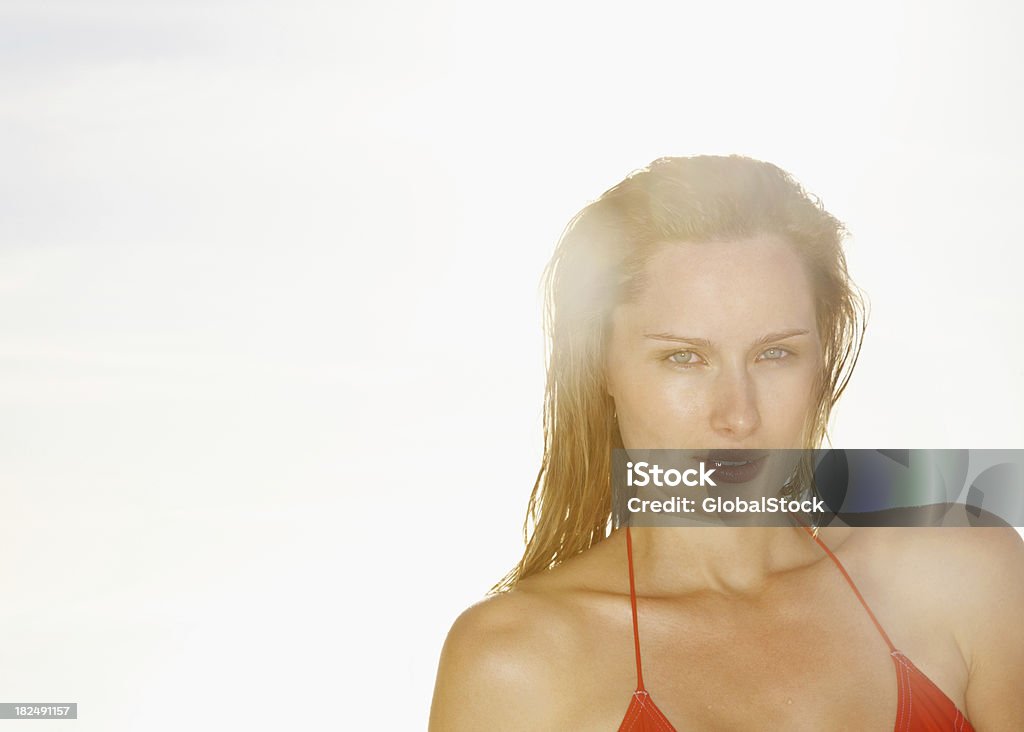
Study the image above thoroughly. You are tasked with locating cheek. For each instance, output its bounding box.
[613,372,708,438]
[612,365,683,409]
[759,361,821,424]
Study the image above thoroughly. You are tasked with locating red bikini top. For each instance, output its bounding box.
[619,526,975,732]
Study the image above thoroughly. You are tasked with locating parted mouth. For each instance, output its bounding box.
[688,450,771,484]
[691,449,771,464]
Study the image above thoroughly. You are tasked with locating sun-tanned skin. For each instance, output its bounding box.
[429,238,1024,731]
[432,524,1024,731]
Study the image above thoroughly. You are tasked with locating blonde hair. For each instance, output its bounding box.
[490,156,866,593]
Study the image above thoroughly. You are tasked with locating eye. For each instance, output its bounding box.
[667,350,706,367]
[759,347,791,361]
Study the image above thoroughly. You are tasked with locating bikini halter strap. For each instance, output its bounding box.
[624,525,646,691]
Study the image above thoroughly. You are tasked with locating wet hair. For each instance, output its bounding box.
[492,155,866,593]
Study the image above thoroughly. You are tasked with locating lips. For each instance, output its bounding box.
[691,450,770,484]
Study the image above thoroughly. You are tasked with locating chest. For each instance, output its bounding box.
[556,578,910,731]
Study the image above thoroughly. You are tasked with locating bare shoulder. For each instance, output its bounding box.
[429,536,627,730]
[863,523,1024,596]
[932,526,1024,725]
[849,524,1024,724]
[847,524,1024,614]
[429,589,562,731]
[428,544,620,732]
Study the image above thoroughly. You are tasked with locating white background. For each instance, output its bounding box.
[2,1,1022,729]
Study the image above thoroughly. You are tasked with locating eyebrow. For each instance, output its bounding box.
[643,328,811,347]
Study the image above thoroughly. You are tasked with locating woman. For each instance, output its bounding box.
[429,156,1024,730]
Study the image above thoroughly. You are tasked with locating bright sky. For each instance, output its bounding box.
[2,1,1023,729]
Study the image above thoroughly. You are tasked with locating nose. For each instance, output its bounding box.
[708,365,761,440]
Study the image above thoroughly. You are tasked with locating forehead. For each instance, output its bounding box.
[614,236,817,338]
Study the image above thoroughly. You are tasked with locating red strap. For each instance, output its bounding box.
[627,522,897,696]
[625,526,646,691]
[799,525,897,653]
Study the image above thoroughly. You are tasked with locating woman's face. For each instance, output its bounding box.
[606,236,822,451]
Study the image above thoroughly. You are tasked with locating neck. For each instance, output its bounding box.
[626,524,823,596]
